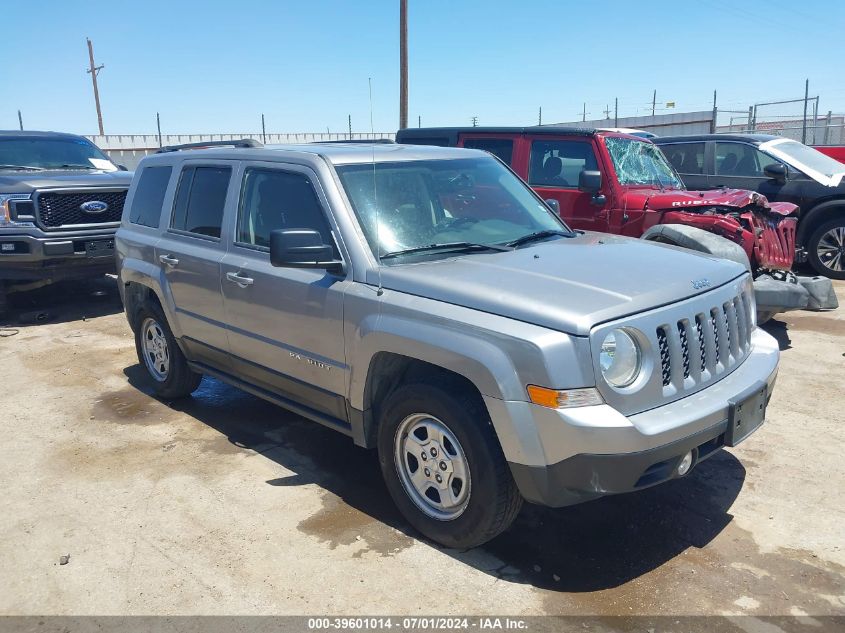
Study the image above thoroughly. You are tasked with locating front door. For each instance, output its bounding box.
[660,141,709,191]
[156,162,236,368]
[220,162,350,424]
[524,137,610,232]
[709,140,797,202]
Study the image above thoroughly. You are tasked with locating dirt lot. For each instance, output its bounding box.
[0,278,843,619]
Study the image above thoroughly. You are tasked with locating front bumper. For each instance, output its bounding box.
[485,328,779,507]
[0,228,117,281]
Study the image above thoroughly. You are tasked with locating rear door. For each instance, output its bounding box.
[524,136,608,231]
[156,161,236,368]
[220,162,350,425]
[659,141,709,190]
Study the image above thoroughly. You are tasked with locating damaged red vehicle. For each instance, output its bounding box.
[396,126,837,320]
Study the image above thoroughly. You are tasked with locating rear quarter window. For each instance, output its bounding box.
[128,166,172,227]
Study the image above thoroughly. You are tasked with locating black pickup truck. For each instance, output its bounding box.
[0,131,133,312]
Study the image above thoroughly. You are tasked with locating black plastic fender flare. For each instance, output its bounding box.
[641,223,751,271]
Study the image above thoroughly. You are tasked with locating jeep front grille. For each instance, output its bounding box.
[36,190,126,229]
[656,291,752,390]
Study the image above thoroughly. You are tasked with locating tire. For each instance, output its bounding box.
[806,217,845,280]
[377,380,522,548]
[133,301,202,399]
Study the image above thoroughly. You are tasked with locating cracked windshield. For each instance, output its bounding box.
[336,156,569,259]
[605,136,683,188]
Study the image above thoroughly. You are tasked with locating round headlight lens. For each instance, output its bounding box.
[599,329,642,388]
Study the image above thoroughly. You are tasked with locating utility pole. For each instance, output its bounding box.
[582,103,586,122]
[17,110,23,131]
[86,38,105,136]
[156,112,162,148]
[651,89,656,117]
[603,105,611,120]
[399,0,408,129]
[538,106,542,125]
[802,78,809,144]
[471,116,478,127]
[261,113,267,143]
[348,114,352,138]
[711,90,717,133]
[418,115,421,128]
[614,98,618,126]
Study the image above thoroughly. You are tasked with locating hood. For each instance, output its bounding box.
[0,169,133,194]
[374,232,746,336]
[620,186,795,214]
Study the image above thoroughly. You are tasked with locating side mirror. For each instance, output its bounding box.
[269,228,342,272]
[578,170,602,193]
[117,164,129,171]
[545,198,560,214]
[764,163,787,183]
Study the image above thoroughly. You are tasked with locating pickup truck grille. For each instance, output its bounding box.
[656,291,753,390]
[36,190,126,229]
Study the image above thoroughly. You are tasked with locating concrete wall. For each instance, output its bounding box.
[549,110,715,137]
[86,132,396,170]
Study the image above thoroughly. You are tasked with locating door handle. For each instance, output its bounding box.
[226,271,254,287]
[159,254,179,267]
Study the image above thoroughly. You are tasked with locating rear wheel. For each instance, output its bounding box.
[133,302,202,399]
[377,380,522,548]
[807,217,845,280]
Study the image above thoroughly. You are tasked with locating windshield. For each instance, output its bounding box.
[604,136,684,188]
[761,139,845,178]
[336,156,571,259]
[0,136,116,171]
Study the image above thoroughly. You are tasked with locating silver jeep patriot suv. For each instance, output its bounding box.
[116,141,779,548]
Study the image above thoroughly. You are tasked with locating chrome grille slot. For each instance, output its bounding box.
[710,309,721,367]
[695,315,706,372]
[657,327,670,386]
[677,321,690,379]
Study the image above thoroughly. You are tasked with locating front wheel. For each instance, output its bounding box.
[377,380,522,548]
[807,218,845,280]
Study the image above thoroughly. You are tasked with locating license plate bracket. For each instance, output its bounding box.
[85,239,115,258]
[726,381,767,447]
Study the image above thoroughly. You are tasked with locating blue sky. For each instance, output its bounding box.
[2,0,844,135]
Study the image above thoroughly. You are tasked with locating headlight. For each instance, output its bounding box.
[599,328,642,388]
[0,194,33,227]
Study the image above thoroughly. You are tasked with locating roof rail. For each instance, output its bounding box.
[156,138,263,153]
[311,138,395,144]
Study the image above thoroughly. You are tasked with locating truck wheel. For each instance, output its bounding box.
[377,380,522,549]
[806,218,845,280]
[133,302,202,399]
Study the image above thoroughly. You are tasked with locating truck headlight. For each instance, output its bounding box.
[0,194,33,227]
[599,328,642,388]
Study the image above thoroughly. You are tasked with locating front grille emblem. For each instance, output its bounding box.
[80,200,109,214]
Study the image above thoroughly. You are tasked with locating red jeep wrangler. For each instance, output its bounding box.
[395,127,837,321]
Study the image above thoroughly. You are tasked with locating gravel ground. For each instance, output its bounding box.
[0,277,843,620]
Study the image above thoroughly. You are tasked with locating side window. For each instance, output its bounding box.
[129,166,171,227]
[236,168,337,255]
[170,165,231,238]
[715,142,780,177]
[662,142,705,175]
[529,140,598,187]
[462,138,514,165]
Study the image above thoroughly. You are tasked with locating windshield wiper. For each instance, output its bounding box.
[380,241,512,260]
[505,229,573,248]
[54,164,99,170]
[0,164,47,171]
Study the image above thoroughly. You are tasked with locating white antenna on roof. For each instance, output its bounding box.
[369,77,383,296]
